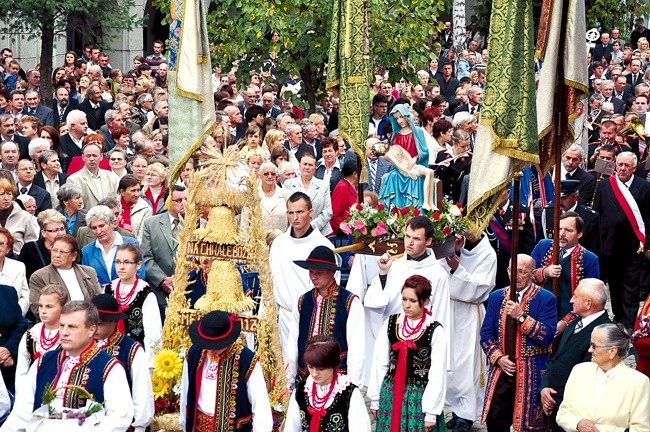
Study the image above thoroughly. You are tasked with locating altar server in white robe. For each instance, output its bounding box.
[441,232,497,431]
[364,216,451,366]
[269,192,335,361]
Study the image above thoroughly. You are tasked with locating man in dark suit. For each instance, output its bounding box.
[613,76,634,104]
[626,59,644,89]
[22,90,53,126]
[15,158,51,214]
[363,141,392,194]
[561,144,596,205]
[592,33,613,61]
[142,185,186,321]
[77,84,109,130]
[34,150,67,208]
[593,151,650,331]
[487,185,536,289]
[0,113,29,159]
[60,110,89,158]
[539,278,611,431]
[600,80,625,115]
[51,84,73,128]
[284,123,315,163]
[453,85,483,115]
[439,62,459,102]
[541,180,600,255]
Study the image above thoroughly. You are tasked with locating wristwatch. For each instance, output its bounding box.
[517,313,528,323]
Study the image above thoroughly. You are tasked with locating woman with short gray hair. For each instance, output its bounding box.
[557,323,650,432]
[56,183,86,237]
[81,205,145,285]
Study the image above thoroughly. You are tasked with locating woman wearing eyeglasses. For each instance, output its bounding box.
[107,147,129,179]
[55,183,86,238]
[556,323,650,432]
[259,161,290,232]
[19,210,66,282]
[103,243,161,365]
[141,162,168,214]
[28,234,100,317]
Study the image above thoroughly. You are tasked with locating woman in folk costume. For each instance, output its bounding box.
[180,310,273,432]
[284,335,371,432]
[105,243,161,366]
[368,275,447,432]
[15,284,68,380]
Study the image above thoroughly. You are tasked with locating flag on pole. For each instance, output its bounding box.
[167,0,216,186]
[535,0,589,171]
[326,0,370,181]
[467,0,539,232]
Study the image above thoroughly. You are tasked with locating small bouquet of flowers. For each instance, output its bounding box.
[28,384,105,431]
[151,348,184,413]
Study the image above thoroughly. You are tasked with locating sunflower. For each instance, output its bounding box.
[151,374,169,400]
[153,349,183,380]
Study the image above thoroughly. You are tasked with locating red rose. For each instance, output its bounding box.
[356,203,363,210]
[455,202,463,208]
[432,212,441,221]
[401,207,410,216]
[377,203,385,211]
[443,226,451,236]
[413,208,421,216]
[391,207,400,215]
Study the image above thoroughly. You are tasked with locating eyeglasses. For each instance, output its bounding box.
[589,342,612,350]
[262,172,276,177]
[110,158,124,162]
[43,227,66,233]
[51,248,72,255]
[115,260,138,266]
[18,167,34,172]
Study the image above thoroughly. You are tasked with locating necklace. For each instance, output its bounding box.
[116,276,139,306]
[311,371,338,409]
[402,313,427,339]
[40,325,60,351]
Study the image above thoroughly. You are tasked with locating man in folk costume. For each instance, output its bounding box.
[179,311,273,432]
[442,231,497,432]
[532,212,600,335]
[92,294,154,432]
[593,151,650,332]
[285,246,365,388]
[487,185,536,289]
[480,255,557,432]
[269,192,336,362]
[2,301,134,431]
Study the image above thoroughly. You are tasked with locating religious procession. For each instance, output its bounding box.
[0,0,647,430]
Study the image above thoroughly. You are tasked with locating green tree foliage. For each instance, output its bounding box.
[472,0,650,42]
[194,0,445,111]
[1,0,143,98]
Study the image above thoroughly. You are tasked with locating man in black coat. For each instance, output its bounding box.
[15,159,51,214]
[541,180,600,255]
[561,144,596,205]
[539,278,611,432]
[593,151,650,330]
[77,84,110,130]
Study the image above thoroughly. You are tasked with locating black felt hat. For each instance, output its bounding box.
[188,310,242,350]
[293,245,343,271]
[92,294,128,322]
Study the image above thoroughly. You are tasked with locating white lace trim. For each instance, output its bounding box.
[303,373,354,408]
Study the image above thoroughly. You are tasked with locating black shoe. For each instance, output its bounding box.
[454,421,472,432]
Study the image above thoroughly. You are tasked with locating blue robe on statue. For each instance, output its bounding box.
[379,104,430,209]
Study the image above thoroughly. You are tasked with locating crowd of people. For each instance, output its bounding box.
[0,15,645,432]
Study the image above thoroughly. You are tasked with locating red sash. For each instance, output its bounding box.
[609,176,645,248]
[489,217,511,258]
